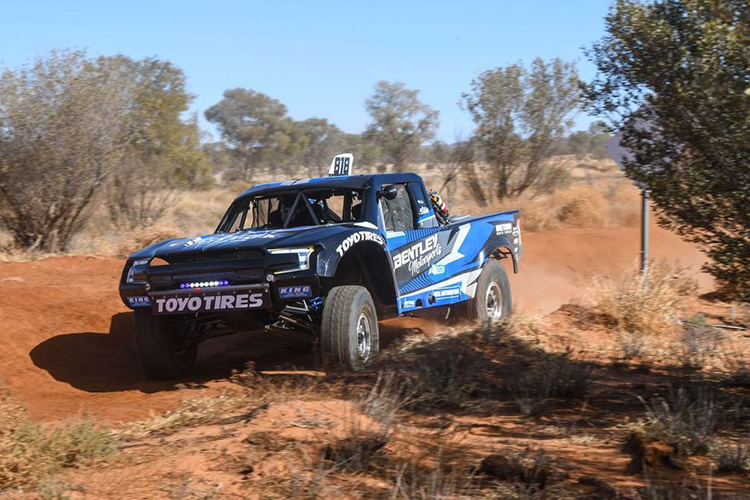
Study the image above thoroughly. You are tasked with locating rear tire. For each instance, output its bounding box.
[321,285,379,371]
[467,260,512,322]
[133,309,198,380]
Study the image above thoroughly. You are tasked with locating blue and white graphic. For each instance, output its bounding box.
[428,264,445,276]
[386,213,518,314]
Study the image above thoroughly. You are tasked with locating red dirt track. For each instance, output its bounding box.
[0,224,710,422]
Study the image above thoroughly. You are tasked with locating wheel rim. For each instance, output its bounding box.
[485,281,503,321]
[356,311,372,360]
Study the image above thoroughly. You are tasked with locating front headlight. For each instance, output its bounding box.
[268,247,315,274]
[126,259,151,283]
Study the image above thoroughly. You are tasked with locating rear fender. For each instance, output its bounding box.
[482,235,519,273]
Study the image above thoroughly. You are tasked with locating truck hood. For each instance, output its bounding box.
[128,223,380,261]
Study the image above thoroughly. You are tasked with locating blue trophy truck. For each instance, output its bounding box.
[119,154,522,379]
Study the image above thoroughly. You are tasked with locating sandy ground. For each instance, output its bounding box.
[0,223,711,423]
[510,220,712,314]
[3,223,748,498]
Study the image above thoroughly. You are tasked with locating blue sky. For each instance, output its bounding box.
[0,0,612,142]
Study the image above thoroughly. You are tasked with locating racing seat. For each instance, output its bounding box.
[268,209,283,227]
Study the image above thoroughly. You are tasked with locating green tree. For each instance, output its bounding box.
[426,141,452,170]
[101,56,212,228]
[568,121,611,159]
[205,89,304,180]
[364,81,439,169]
[584,0,750,298]
[298,118,342,176]
[461,58,580,200]
[340,133,382,171]
[0,50,134,251]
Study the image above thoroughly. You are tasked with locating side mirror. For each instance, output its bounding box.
[382,185,399,201]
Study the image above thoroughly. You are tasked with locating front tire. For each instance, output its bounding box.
[321,285,379,371]
[133,309,198,380]
[468,259,512,322]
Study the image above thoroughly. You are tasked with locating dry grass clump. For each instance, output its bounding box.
[0,389,116,489]
[587,262,697,335]
[120,391,250,438]
[616,331,647,360]
[554,187,610,229]
[711,440,750,474]
[506,184,622,232]
[721,349,750,386]
[360,371,411,429]
[374,318,596,417]
[672,326,723,371]
[633,387,719,456]
[123,367,334,439]
[479,448,573,498]
[229,362,336,401]
[508,348,595,415]
[390,461,479,499]
[641,475,722,500]
[320,415,390,474]
[167,187,236,235]
[375,329,498,410]
[116,223,183,257]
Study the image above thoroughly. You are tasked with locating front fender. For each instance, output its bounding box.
[316,229,387,277]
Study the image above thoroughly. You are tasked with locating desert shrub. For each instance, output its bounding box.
[116,223,182,257]
[531,165,572,195]
[605,181,641,227]
[508,349,594,415]
[711,440,750,474]
[167,187,237,235]
[642,475,722,500]
[379,331,497,410]
[0,50,134,252]
[554,187,609,229]
[505,183,629,233]
[36,477,71,500]
[616,332,646,360]
[402,347,490,409]
[0,390,116,488]
[360,371,411,429]
[319,402,395,474]
[479,448,567,490]
[672,326,722,370]
[509,198,559,233]
[390,462,477,500]
[721,349,750,386]
[635,387,718,456]
[106,162,179,230]
[121,392,250,438]
[587,262,697,335]
[321,432,388,473]
[491,483,577,500]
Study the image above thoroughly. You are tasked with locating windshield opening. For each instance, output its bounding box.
[218,188,365,233]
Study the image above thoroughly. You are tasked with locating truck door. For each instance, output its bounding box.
[379,183,445,301]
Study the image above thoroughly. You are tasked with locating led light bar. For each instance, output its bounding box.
[180,280,230,289]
